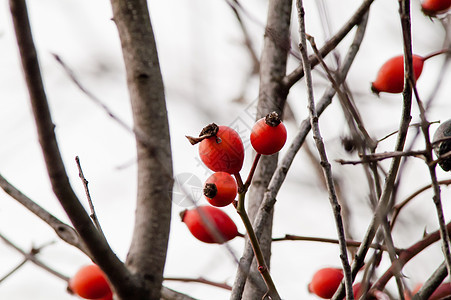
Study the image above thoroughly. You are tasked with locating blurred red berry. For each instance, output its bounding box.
[371,55,424,94]
[180,206,239,243]
[203,172,238,207]
[308,267,344,299]
[69,264,112,300]
[250,112,287,155]
[421,0,451,16]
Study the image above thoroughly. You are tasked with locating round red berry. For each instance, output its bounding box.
[371,55,424,94]
[69,264,112,299]
[421,0,451,16]
[308,267,343,299]
[180,206,239,244]
[250,112,287,155]
[196,124,244,174]
[203,172,238,207]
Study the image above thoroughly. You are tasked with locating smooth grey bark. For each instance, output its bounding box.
[110,0,173,299]
[238,0,292,299]
[9,0,140,299]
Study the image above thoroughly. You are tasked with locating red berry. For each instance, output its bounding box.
[70,264,112,299]
[308,267,344,299]
[203,172,238,207]
[250,112,287,155]
[180,206,239,243]
[195,124,244,174]
[421,0,451,16]
[371,55,424,94]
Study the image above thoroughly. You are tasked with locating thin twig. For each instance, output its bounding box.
[0,259,27,284]
[0,232,70,282]
[306,34,375,148]
[282,0,374,90]
[272,234,402,253]
[0,173,88,255]
[224,0,259,74]
[164,277,232,291]
[391,179,451,229]
[243,153,261,191]
[373,221,451,291]
[336,150,427,165]
[332,0,415,297]
[233,173,281,299]
[411,81,451,278]
[296,1,354,299]
[75,156,105,237]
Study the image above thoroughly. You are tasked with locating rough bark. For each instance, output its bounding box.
[110,0,173,299]
[239,0,292,299]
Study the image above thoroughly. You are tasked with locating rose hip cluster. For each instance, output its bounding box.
[181,112,287,244]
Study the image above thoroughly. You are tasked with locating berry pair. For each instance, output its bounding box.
[186,111,287,175]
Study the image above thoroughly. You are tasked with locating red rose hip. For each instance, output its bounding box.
[180,205,239,243]
[187,124,244,174]
[250,112,287,155]
[69,264,112,299]
[308,267,344,299]
[421,0,451,16]
[371,55,424,94]
[203,172,238,207]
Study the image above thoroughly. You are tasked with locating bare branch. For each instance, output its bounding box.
[282,0,374,90]
[9,0,133,298]
[392,179,451,228]
[296,1,354,298]
[0,232,70,282]
[331,0,416,297]
[109,0,173,299]
[164,277,232,291]
[75,156,105,237]
[336,150,427,165]
[272,234,402,253]
[231,0,292,298]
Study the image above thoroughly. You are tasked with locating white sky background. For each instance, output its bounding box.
[0,0,450,299]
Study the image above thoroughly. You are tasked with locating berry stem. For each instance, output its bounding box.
[422,48,451,61]
[233,173,245,193]
[244,153,261,191]
[234,191,280,299]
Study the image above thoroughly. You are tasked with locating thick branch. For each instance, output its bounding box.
[8,1,134,298]
[110,0,173,299]
[230,0,291,299]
